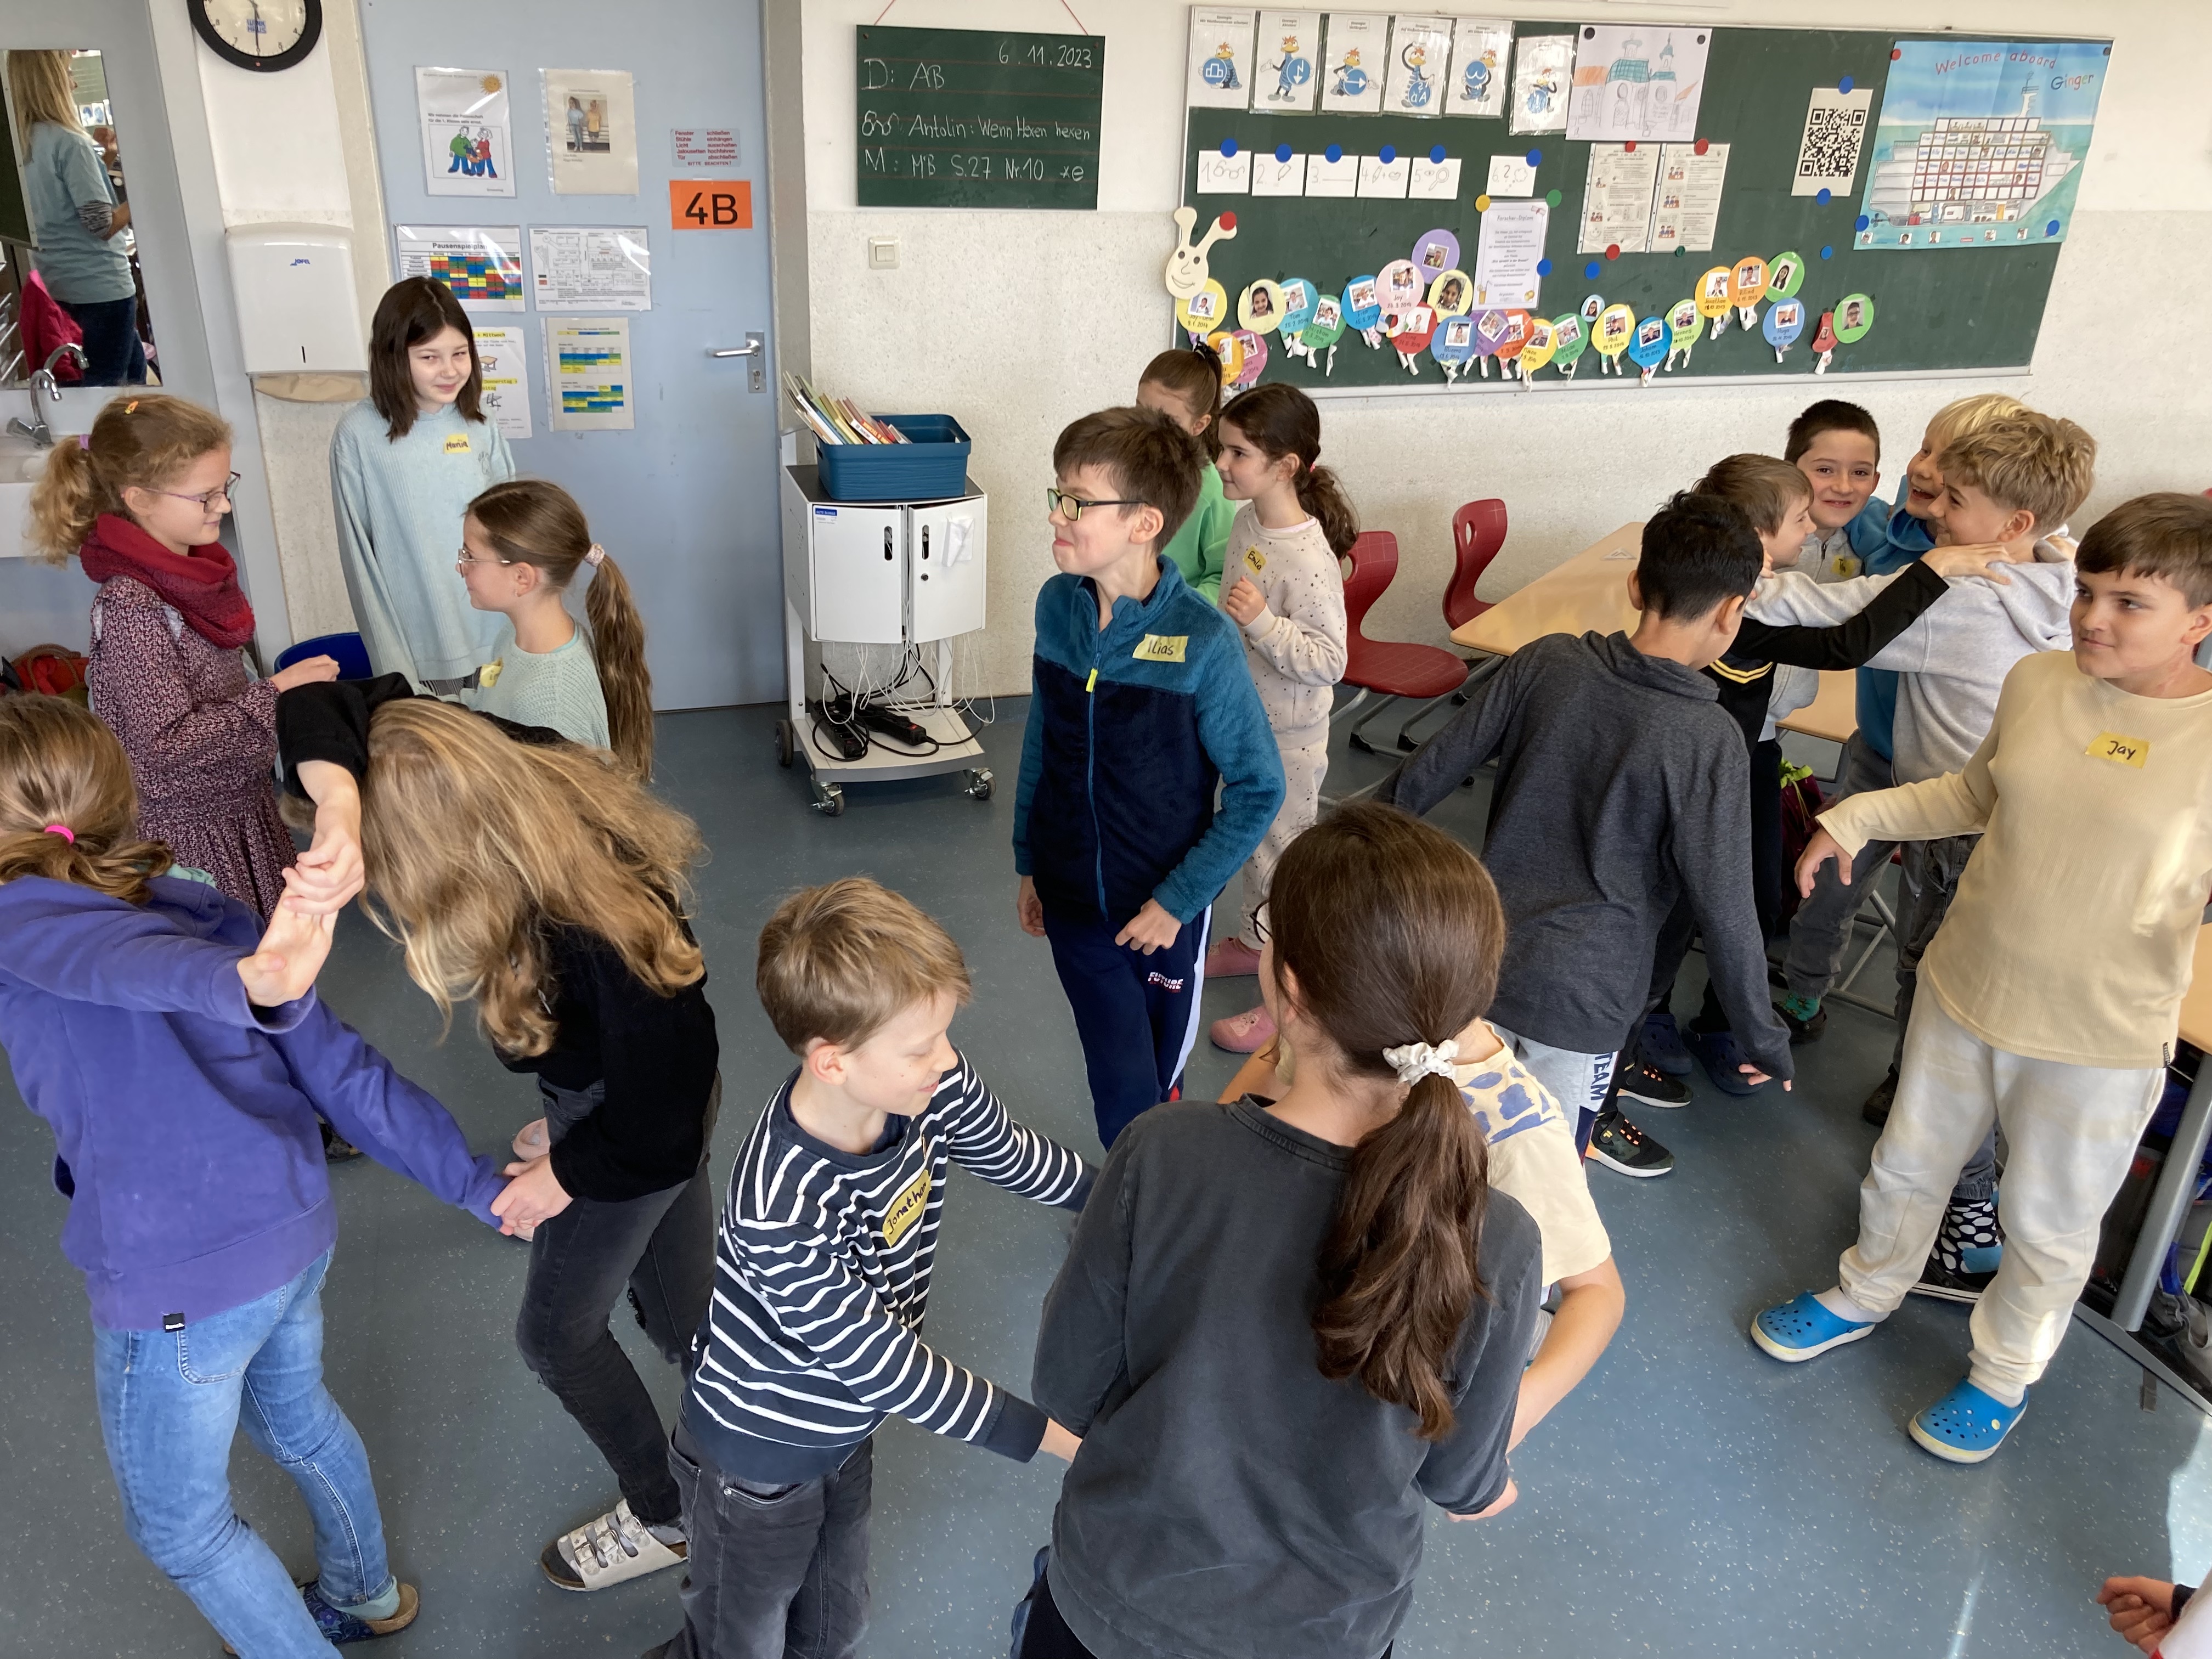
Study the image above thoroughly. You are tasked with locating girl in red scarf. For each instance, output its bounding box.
[30,394,338,916]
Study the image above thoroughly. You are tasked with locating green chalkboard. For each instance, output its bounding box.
[1181,25,2099,390]
[857,25,1104,210]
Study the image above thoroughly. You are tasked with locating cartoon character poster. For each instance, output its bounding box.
[1256,11,1322,113]
[1444,19,1512,119]
[417,67,516,200]
[1187,9,1256,110]
[1385,15,1454,117]
[1321,13,1387,115]
[1509,33,1572,136]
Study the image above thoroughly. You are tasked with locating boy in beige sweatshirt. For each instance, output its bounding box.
[1750,493,2212,1464]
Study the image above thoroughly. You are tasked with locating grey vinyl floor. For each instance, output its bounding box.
[2,699,2207,1658]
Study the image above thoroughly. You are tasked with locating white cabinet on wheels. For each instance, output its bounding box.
[776,465,991,816]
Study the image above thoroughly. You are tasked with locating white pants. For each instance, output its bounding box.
[1235,724,1329,946]
[1837,990,2162,1402]
[1492,1025,1616,1136]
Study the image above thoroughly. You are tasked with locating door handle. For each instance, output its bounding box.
[709,331,766,392]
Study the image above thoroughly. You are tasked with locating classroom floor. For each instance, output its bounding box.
[3,699,2207,1659]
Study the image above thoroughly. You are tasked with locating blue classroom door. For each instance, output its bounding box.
[357,0,781,708]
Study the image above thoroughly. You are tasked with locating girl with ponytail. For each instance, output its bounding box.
[1020,802,1544,1659]
[1201,382,1350,1055]
[456,478,655,775]
[1136,342,1237,602]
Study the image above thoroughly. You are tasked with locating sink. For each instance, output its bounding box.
[0,432,64,556]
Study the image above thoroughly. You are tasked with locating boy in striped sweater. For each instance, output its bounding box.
[647,878,1093,1659]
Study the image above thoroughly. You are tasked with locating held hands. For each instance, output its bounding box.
[236,870,337,1007]
[1795,826,1847,899]
[269,654,341,693]
[1039,1419,1083,1463]
[491,1154,573,1237]
[1449,1475,1518,1521]
[1221,575,1269,628]
[1115,899,1182,956]
[1923,543,2031,584]
[2097,1577,2177,1654]
[286,761,365,915]
[1017,876,1047,939]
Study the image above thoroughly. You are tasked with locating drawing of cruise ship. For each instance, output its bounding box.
[1863,72,2081,241]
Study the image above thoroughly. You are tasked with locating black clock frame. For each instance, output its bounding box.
[187,0,324,73]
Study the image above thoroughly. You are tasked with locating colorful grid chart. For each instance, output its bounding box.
[429,251,515,302]
[1907,117,2052,217]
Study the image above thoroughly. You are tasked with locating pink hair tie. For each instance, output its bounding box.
[77,434,90,451]
[585,543,606,568]
[42,823,74,843]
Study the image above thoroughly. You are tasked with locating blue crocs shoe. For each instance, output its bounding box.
[1909,1379,2026,1464]
[1639,1010,1692,1077]
[1751,1292,1876,1363]
[1687,1027,1767,1097]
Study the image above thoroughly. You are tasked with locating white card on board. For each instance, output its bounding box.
[1187,8,1257,110]
[1251,153,1308,196]
[1254,10,1323,114]
[1357,154,1412,198]
[1305,151,1358,196]
[1486,153,1536,196]
[1195,149,1254,194]
[1408,156,1462,200]
[1319,13,1387,114]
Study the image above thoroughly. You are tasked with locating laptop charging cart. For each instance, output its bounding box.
[777,465,990,816]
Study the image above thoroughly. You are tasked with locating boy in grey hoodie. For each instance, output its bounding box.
[1745,410,2095,1297]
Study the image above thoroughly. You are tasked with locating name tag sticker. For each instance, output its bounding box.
[1133,634,1188,663]
[1243,544,1267,574]
[443,433,472,454]
[2088,731,2148,769]
[881,1167,932,1248]
[479,658,503,689]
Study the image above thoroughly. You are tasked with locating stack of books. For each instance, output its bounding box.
[783,373,911,446]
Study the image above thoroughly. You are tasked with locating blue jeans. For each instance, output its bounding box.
[92,1248,393,1657]
[59,294,148,386]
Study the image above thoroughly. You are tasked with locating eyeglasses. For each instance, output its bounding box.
[1251,909,1271,945]
[455,546,515,570]
[1046,486,1147,522]
[157,472,241,511]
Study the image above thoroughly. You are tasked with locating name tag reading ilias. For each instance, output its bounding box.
[2087,731,2148,769]
[1133,634,1188,663]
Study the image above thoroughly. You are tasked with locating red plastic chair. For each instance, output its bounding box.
[1336,531,1472,755]
[1446,499,1508,630]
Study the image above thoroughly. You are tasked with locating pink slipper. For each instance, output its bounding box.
[1204,936,1264,979]
[1210,1003,1277,1053]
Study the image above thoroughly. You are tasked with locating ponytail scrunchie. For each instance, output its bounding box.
[585,543,606,567]
[1382,1040,1458,1086]
[42,823,74,843]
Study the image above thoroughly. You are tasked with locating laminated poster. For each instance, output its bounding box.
[1384,15,1454,117]
[1793,87,1872,198]
[1187,9,1257,110]
[1509,34,1572,136]
[529,227,652,311]
[1255,12,1322,112]
[1650,142,1728,254]
[1473,199,1548,308]
[1320,14,1387,115]
[545,69,639,195]
[416,67,515,199]
[1444,19,1512,119]
[546,317,634,431]
[1566,24,1709,145]
[470,325,533,440]
[394,225,524,312]
[1578,142,1659,255]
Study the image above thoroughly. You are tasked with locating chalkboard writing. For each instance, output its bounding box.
[856,25,1104,210]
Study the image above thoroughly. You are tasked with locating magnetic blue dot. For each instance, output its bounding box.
[1583,260,1600,279]
[1380,145,1396,164]
[1275,143,1292,163]
[1525,148,1542,167]
[1325,144,1342,163]
[1839,75,1854,93]
[1221,138,1237,157]
[1536,258,1552,276]
[1854,213,1870,232]
[1819,244,1833,260]
[2045,218,2061,236]
[1430,144,1446,164]
[1816,187,1832,205]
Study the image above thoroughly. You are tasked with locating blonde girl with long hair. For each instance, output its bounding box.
[455,478,655,774]
[278,684,718,1593]
[0,694,510,1654]
[5,50,143,383]
[29,394,338,917]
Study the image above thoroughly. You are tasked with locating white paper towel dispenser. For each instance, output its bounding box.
[223,224,366,374]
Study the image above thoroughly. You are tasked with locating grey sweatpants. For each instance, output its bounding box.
[1234,724,1329,947]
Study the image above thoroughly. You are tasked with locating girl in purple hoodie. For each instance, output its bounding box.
[0,695,509,1657]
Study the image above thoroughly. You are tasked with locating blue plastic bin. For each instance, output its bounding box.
[815,414,972,502]
[275,630,372,680]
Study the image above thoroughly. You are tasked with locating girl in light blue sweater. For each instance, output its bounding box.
[331,279,515,689]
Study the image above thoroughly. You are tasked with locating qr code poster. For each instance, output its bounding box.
[1793,86,1872,197]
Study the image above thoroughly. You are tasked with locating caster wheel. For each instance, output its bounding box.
[775,720,794,768]
[966,768,994,801]
[811,781,845,817]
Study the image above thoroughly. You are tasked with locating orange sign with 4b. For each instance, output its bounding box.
[669,180,753,229]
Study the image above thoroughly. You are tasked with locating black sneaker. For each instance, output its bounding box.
[1776,1001,1827,1044]
[1616,1056,1691,1109]
[1587,1110,1674,1178]
[1909,1250,1995,1304]
[1861,1069,1898,1128]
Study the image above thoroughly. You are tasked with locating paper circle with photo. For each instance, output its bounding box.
[1238,279,1287,334]
[1341,275,1383,331]
[1426,269,1474,316]
[1762,299,1805,352]
[1728,257,1769,308]
[1472,307,1509,357]
[1579,292,1606,326]
[1548,312,1588,367]
[1228,329,1268,386]
[1204,330,1248,385]
[1379,259,1425,309]
[1412,228,1460,275]
[1667,297,1701,346]
[1277,277,1319,336]
[1833,294,1874,343]
[1388,305,1437,354]
[1765,252,1805,300]
[1496,310,1532,365]
[1301,292,1347,348]
[1627,313,1668,370]
[1432,313,1477,368]
[1696,267,1733,317]
[1811,310,1838,354]
[1177,278,1229,337]
[1595,303,1636,359]
[1518,315,1558,375]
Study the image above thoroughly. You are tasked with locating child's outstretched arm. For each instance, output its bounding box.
[1375,649,1523,817]
[935,1053,1096,1211]
[1510,1255,1624,1449]
[1674,743,1794,1088]
[92,600,336,769]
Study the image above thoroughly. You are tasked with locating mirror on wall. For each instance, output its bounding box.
[0,48,159,393]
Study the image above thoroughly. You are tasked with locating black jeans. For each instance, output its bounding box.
[1015,1563,1392,1659]
[514,1167,714,1527]
[653,1423,872,1659]
[59,294,147,385]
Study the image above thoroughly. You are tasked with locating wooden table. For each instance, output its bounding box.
[1451,521,1858,745]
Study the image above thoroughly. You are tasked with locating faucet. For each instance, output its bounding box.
[8,344,91,447]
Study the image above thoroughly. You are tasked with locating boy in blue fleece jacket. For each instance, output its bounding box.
[1014,405,1284,1148]
[0,695,508,1654]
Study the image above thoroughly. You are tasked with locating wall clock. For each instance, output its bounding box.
[188,0,324,74]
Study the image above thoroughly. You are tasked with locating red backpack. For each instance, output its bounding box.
[5,645,92,704]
